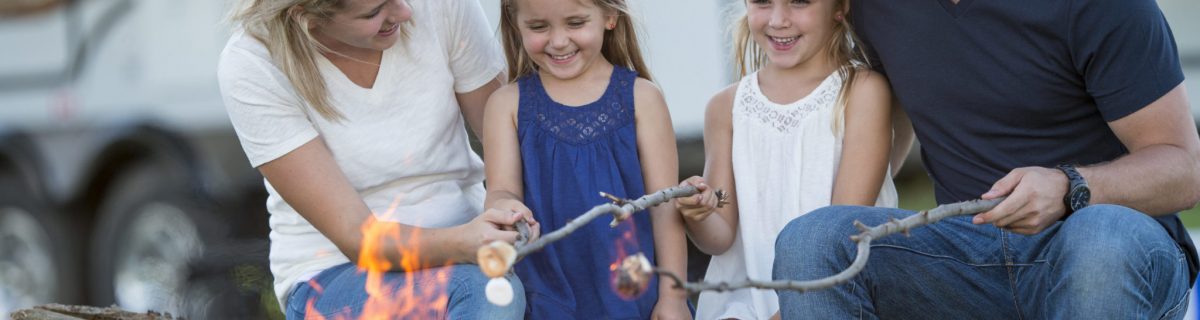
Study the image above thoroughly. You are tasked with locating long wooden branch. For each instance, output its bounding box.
[478,185,708,280]
[478,185,715,305]
[645,197,1005,294]
[479,185,1006,305]
[515,185,702,258]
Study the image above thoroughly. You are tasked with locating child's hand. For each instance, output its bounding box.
[675,176,718,223]
[650,297,692,320]
[492,199,541,243]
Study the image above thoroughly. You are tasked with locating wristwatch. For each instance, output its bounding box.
[1056,164,1090,214]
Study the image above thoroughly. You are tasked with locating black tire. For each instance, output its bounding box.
[179,239,276,320]
[0,172,80,314]
[88,161,226,314]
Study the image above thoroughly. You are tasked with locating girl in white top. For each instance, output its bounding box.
[675,0,912,319]
[218,0,537,319]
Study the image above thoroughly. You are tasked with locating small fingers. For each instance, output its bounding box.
[681,176,708,190]
[512,206,536,226]
[507,205,540,242]
[481,208,525,226]
[675,194,703,208]
[528,220,541,242]
[703,188,720,209]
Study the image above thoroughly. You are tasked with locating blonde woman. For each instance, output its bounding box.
[218,0,535,319]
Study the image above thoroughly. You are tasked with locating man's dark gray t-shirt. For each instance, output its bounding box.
[850,0,1196,279]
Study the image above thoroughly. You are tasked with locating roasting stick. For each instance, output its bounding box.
[480,184,1002,305]
[478,185,726,305]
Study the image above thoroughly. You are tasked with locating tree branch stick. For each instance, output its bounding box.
[653,197,1005,293]
[515,185,701,258]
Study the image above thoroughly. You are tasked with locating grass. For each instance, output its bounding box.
[893,174,1200,229]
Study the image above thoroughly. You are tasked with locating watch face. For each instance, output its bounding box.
[1069,186,1091,211]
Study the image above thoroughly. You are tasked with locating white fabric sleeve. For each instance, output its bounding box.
[441,0,505,93]
[218,48,320,168]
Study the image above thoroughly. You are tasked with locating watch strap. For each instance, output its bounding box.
[1056,164,1087,214]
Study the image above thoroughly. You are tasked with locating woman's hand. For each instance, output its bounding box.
[674,176,718,223]
[456,208,525,263]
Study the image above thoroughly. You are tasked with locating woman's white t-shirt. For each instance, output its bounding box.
[217,0,504,308]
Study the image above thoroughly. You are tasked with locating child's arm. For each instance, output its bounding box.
[455,76,504,138]
[481,84,539,237]
[677,85,740,256]
[632,79,691,317]
[832,71,895,205]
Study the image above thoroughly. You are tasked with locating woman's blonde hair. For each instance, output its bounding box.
[499,0,652,83]
[732,0,870,134]
[233,0,410,121]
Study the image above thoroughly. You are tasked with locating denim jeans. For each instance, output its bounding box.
[285,263,525,319]
[773,204,1190,319]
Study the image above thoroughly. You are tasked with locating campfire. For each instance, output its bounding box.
[305,199,456,319]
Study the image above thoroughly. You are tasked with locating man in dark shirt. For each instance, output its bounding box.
[773,0,1200,318]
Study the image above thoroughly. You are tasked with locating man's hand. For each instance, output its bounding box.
[675,176,718,223]
[973,166,1070,235]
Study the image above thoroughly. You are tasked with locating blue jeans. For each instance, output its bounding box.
[285,263,525,319]
[773,205,1190,319]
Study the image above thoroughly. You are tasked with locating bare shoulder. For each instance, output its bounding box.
[633,77,669,112]
[486,82,521,114]
[847,69,889,93]
[633,77,666,102]
[706,82,738,116]
[846,69,891,110]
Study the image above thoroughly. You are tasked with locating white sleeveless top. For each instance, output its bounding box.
[696,71,898,320]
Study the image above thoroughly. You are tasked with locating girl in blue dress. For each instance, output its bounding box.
[481,0,690,318]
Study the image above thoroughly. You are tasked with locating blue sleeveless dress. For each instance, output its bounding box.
[514,66,658,319]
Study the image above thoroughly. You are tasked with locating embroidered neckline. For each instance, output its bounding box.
[737,70,843,134]
[520,67,636,145]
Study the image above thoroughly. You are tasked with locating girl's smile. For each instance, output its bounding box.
[768,35,800,51]
[513,0,615,81]
[548,50,579,64]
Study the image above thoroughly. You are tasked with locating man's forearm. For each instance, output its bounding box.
[1081,144,1200,215]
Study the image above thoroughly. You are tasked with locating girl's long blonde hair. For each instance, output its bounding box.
[499,0,652,83]
[732,0,870,134]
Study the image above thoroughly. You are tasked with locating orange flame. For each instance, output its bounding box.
[609,219,647,300]
[306,195,455,319]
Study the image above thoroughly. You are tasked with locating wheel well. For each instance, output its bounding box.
[0,129,50,200]
[67,123,210,223]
